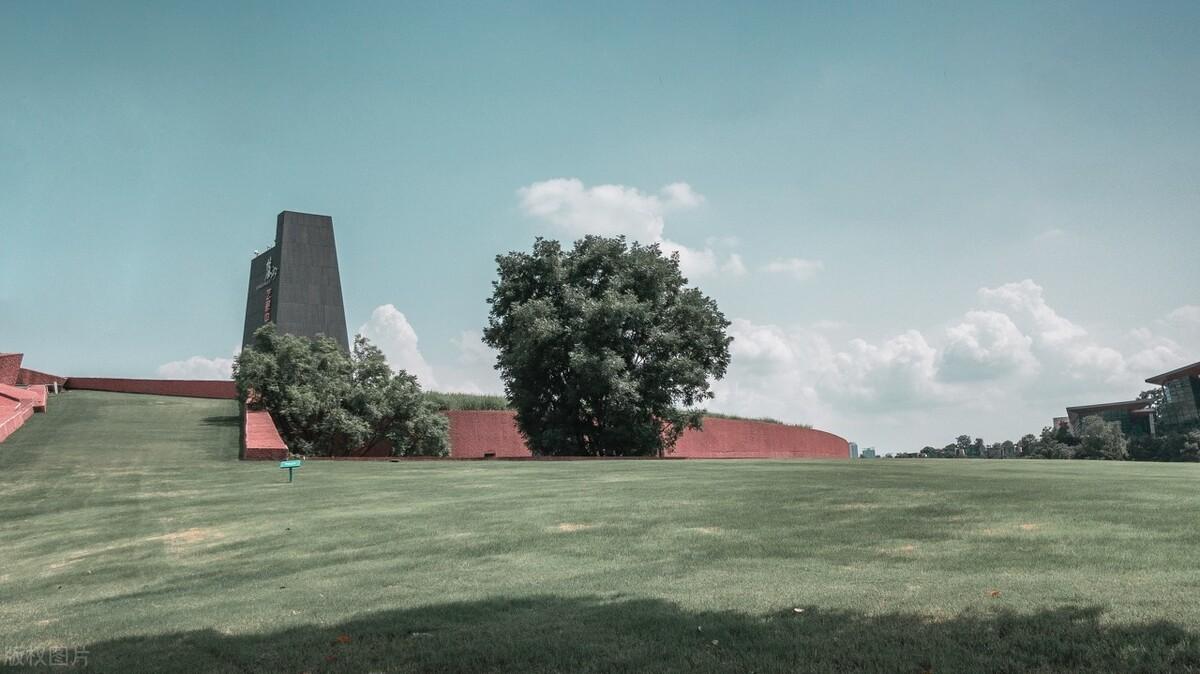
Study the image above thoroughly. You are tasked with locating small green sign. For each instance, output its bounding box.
[279,459,302,482]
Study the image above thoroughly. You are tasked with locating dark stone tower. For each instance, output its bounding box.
[242,211,349,351]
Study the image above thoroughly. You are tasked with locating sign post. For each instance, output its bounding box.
[279,459,302,483]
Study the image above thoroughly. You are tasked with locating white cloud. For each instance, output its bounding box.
[708,278,1194,450]
[156,355,234,380]
[517,178,739,279]
[1126,328,1187,375]
[827,331,946,411]
[977,279,1127,384]
[978,279,1086,346]
[939,310,1038,382]
[720,253,747,277]
[357,304,437,388]
[764,257,824,281]
[1166,305,1200,329]
[713,320,949,423]
[452,330,494,365]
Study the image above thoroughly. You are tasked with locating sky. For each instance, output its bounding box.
[2,1,1198,452]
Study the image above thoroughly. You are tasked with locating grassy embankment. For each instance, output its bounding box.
[1,391,1198,672]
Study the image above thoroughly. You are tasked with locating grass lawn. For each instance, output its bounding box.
[2,391,1199,672]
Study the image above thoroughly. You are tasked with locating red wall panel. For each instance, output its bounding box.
[242,407,288,460]
[17,368,67,387]
[445,410,533,458]
[0,399,35,443]
[0,354,22,386]
[239,409,850,461]
[66,378,238,399]
[671,416,849,459]
[444,410,849,459]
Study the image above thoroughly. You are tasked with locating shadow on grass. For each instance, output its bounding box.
[200,415,241,428]
[41,596,1200,673]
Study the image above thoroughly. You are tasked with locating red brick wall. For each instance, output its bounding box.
[671,417,849,459]
[445,410,534,458]
[17,368,67,387]
[242,407,289,460]
[241,408,850,460]
[0,354,22,386]
[0,383,44,408]
[444,410,849,459]
[66,378,238,399]
[0,399,35,443]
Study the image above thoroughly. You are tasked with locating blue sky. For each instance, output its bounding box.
[3,1,1198,450]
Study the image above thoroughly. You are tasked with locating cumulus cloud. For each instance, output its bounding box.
[452,330,494,365]
[978,280,1086,346]
[977,279,1126,384]
[156,355,234,379]
[517,178,739,279]
[720,253,747,276]
[1167,305,1200,329]
[939,310,1038,382]
[357,304,437,388]
[712,319,951,425]
[708,277,1199,449]
[827,331,946,411]
[763,258,824,281]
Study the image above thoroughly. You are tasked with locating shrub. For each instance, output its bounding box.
[234,325,449,457]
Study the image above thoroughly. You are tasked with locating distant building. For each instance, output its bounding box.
[861,447,877,459]
[1145,360,1200,432]
[1065,400,1154,437]
[1061,358,1198,438]
[849,442,859,459]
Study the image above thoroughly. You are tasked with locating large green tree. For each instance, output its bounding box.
[1075,417,1127,460]
[234,325,449,457]
[483,236,732,456]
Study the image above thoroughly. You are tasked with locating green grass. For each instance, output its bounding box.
[2,391,1199,672]
[422,390,803,427]
[697,411,807,426]
[424,390,511,411]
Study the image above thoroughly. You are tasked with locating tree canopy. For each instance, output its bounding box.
[1076,417,1128,460]
[234,325,449,457]
[483,236,732,456]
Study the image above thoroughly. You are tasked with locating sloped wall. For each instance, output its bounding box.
[66,378,238,399]
[242,407,288,460]
[444,410,849,459]
[18,368,67,387]
[445,410,532,458]
[0,354,22,386]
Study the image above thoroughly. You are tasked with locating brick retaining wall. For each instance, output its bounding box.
[242,407,288,460]
[444,410,849,459]
[66,377,237,399]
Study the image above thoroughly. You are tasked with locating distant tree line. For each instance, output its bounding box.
[904,390,1199,462]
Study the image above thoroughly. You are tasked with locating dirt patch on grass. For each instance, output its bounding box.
[135,490,202,499]
[153,527,222,546]
[685,526,723,535]
[982,523,1042,536]
[554,523,593,533]
[142,527,226,557]
[836,503,881,511]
